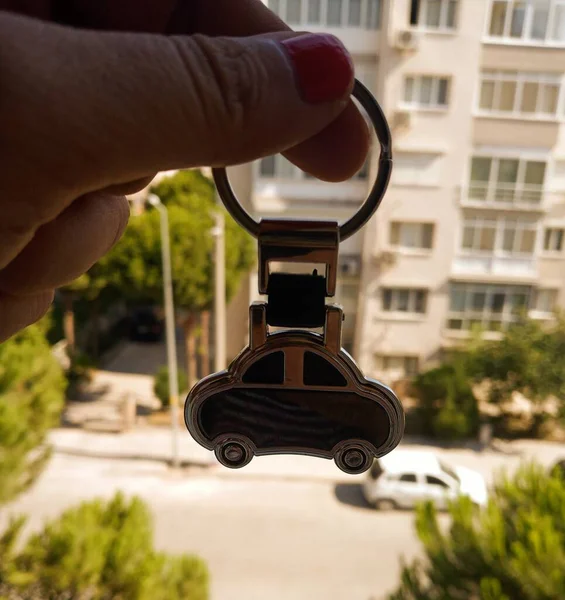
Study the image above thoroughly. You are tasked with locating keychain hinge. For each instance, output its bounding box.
[258,219,339,297]
[257,219,340,329]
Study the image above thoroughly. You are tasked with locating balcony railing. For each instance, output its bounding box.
[452,254,537,278]
[461,183,545,209]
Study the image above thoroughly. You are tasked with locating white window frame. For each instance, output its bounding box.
[389,222,435,251]
[460,216,539,257]
[377,355,420,378]
[532,288,558,314]
[447,283,532,331]
[410,0,459,31]
[391,152,443,187]
[465,153,548,207]
[382,287,428,315]
[485,0,565,47]
[401,75,451,110]
[543,226,565,253]
[476,70,565,120]
[267,0,381,29]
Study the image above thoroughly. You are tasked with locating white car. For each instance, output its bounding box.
[362,450,488,510]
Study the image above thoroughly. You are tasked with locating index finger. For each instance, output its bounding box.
[57,0,370,182]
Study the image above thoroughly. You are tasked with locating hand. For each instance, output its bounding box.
[0,0,370,342]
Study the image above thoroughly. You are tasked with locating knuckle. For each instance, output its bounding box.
[170,34,268,161]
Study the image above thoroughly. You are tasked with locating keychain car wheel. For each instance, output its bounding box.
[333,440,373,475]
[214,435,255,469]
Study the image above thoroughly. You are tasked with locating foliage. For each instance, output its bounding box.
[466,315,565,407]
[99,169,255,313]
[153,366,188,408]
[413,359,480,440]
[0,492,209,600]
[65,351,96,396]
[389,462,565,600]
[0,324,66,505]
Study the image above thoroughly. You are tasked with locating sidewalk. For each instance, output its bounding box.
[49,426,565,486]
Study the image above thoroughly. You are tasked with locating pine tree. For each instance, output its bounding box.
[389,462,565,600]
[0,493,208,599]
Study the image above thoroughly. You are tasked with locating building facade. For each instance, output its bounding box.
[226,0,565,384]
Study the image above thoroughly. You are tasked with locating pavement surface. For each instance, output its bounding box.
[49,425,565,485]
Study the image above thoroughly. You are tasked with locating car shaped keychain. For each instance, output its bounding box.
[185,80,405,475]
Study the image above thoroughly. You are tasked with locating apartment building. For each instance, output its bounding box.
[225,0,565,384]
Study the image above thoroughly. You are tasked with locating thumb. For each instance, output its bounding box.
[0,14,355,196]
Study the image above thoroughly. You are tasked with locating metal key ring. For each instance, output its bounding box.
[212,79,392,241]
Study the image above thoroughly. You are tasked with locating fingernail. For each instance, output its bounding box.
[280,34,354,104]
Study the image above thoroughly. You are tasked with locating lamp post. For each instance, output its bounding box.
[147,193,180,469]
[211,208,226,372]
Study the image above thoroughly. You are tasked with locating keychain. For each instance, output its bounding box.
[185,80,404,475]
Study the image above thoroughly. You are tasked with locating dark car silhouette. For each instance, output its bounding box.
[185,321,404,475]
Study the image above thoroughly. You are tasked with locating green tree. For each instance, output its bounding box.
[0,324,66,505]
[466,315,565,432]
[101,170,254,383]
[389,462,565,600]
[0,492,208,600]
[413,358,480,440]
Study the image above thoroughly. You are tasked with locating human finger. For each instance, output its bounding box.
[0,290,54,343]
[0,191,129,295]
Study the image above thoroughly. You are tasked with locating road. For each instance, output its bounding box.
[4,453,421,600]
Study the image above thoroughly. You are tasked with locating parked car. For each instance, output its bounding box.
[128,307,164,343]
[362,450,488,510]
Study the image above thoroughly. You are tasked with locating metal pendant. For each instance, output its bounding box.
[185,80,405,474]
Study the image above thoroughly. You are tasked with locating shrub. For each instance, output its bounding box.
[389,462,565,600]
[0,325,66,505]
[0,493,208,600]
[153,366,188,408]
[413,361,479,441]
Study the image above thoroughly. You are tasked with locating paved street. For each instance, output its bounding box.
[4,453,420,600]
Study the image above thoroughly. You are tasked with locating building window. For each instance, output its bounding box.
[447,283,531,331]
[461,217,537,255]
[543,227,564,251]
[478,70,561,117]
[534,288,558,313]
[409,0,458,29]
[390,222,435,250]
[487,0,565,44]
[467,155,546,205]
[403,76,450,109]
[391,153,443,186]
[378,356,420,378]
[268,0,381,29]
[382,288,428,314]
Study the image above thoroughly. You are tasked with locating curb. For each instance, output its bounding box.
[51,446,354,484]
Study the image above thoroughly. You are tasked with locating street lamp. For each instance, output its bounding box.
[147,193,180,469]
[211,206,227,372]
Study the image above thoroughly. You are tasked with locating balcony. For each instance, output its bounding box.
[265,0,381,54]
[452,254,537,279]
[459,183,546,211]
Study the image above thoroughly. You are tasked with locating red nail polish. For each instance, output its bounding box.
[280,34,354,104]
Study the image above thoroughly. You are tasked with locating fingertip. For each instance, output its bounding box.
[0,289,54,343]
[284,102,371,182]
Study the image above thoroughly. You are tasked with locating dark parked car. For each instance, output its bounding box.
[128,308,164,343]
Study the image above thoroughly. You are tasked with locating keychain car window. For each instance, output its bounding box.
[185,80,405,475]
